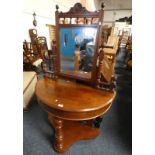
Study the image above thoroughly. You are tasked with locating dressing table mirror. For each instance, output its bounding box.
[55,3,104,84]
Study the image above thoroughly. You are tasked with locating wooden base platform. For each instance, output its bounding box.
[48,114,100,153]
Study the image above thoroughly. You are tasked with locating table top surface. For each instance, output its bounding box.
[35,78,116,112]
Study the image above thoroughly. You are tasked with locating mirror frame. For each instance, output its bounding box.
[55,3,104,84]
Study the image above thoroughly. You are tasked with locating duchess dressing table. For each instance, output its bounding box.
[35,3,116,153]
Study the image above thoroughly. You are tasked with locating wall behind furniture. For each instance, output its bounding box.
[80,0,96,11]
[94,0,132,26]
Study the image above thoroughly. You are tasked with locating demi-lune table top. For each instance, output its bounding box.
[35,78,116,113]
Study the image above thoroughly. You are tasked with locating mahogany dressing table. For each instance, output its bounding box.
[35,3,116,153]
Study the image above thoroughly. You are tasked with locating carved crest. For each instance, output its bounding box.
[68,3,91,14]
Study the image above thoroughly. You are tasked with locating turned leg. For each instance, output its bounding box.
[53,117,64,152]
[48,114,64,152]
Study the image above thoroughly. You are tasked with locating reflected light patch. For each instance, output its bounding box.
[58,104,64,107]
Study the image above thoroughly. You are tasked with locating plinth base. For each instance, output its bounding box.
[48,114,100,153]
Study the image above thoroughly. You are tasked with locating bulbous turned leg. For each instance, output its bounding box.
[53,117,64,152]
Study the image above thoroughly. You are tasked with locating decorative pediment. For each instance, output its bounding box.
[56,3,104,17]
[68,3,91,14]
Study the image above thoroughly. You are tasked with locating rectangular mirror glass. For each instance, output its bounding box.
[59,27,97,79]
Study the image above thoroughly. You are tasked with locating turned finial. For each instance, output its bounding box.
[56,5,59,11]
